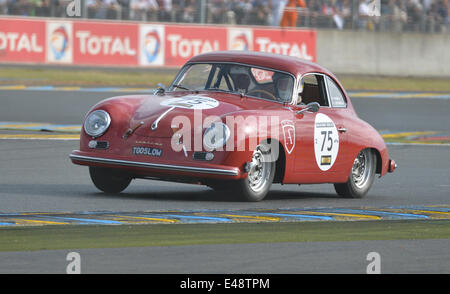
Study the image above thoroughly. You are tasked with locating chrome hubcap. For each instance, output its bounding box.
[248,148,271,193]
[352,150,372,189]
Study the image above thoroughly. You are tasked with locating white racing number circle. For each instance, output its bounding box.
[314,113,339,171]
[160,96,219,110]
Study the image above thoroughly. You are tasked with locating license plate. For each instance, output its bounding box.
[132,146,162,157]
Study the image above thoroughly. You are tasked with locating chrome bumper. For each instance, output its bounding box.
[69,153,240,177]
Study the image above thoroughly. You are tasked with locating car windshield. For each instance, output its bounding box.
[170,63,294,103]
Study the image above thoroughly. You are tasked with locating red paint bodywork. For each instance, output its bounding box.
[70,51,393,185]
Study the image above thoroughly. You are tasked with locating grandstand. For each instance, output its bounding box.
[1,0,448,33]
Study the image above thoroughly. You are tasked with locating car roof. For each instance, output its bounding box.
[187,51,333,78]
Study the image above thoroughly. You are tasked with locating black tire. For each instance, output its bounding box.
[89,167,132,194]
[334,149,376,198]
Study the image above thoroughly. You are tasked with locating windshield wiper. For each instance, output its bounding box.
[172,84,190,91]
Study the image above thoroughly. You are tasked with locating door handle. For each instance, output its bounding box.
[337,127,347,133]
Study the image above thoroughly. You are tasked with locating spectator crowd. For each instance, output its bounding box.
[0,0,448,33]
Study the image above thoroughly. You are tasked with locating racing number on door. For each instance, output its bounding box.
[321,130,333,152]
[314,113,340,171]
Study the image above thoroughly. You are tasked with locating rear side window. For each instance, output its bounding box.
[325,76,347,108]
[299,74,329,106]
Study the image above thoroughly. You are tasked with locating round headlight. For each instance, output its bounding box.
[84,110,111,138]
[203,122,230,151]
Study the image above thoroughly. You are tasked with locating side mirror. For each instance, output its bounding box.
[154,83,166,96]
[297,102,320,115]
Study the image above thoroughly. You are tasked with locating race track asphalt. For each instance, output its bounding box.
[0,88,449,274]
[0,140,448,212]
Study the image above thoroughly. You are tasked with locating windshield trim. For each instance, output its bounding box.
[168,61,297,105]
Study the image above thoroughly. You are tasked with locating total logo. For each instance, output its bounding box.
[46,22,72,63]
[50,26,69,60]
[139,25,164,66]
[144,31,161,62]
[75,31,136,56]
[0,32,43,53]
[228,29,252,51]
[255,37,313,61]
[167,34,219,59]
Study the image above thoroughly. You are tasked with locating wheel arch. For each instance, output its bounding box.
[369,147,382,174]
[258,137,286,184]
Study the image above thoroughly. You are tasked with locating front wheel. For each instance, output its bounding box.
[234,144,276,202]
[334,149,376,198]
[89,167,132,194]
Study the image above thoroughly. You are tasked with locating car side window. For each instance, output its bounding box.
[298,74,329,107]
[325,76,347,108]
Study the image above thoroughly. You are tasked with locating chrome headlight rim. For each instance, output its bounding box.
[203,122,231,151]
[84,110,111,138]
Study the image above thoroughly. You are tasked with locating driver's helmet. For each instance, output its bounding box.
[229,66,250,92]
[273,73,293,102]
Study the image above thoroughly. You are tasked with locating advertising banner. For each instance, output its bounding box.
[228,27,253,51]
[227,27,316,62]
[46,21,73,64]
[73,21,138,66]
[139,24,165,66]
[0,18,46,63]
[253,28,316,62]
[0,17,316,67]
[164,25,227,67]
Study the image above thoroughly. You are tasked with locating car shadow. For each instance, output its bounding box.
[265,189,339,201]
[104,185,340,202]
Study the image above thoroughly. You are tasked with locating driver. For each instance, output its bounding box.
[229,66,251,93]
[273,73,293,102]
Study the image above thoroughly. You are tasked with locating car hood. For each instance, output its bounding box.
[128,91,280,138]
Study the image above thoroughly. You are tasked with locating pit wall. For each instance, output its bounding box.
[316,29,450,77]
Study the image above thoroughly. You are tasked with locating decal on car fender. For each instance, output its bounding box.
[314,113,339,171]
[160,96,219,110]
[281,120,295,154]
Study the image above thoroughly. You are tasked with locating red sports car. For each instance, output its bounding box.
[70,51,396,201]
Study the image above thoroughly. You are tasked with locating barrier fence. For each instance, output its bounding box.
[0,17,316,67]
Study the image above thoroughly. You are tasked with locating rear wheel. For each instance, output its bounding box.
[89,167,132,194]
[334,149,376,198]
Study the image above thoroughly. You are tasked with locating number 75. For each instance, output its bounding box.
[321,130,333,152]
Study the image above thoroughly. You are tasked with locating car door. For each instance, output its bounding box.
[318,75,348,180]
[290,73,348,183]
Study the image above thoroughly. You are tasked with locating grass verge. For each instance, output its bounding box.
[1,66,449,91]
[0,66,176,87]
[1,220,449,252]
[337,74,450,92]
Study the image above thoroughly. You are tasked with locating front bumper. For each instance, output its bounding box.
[388,159,397,173]
[69,150,241,179]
